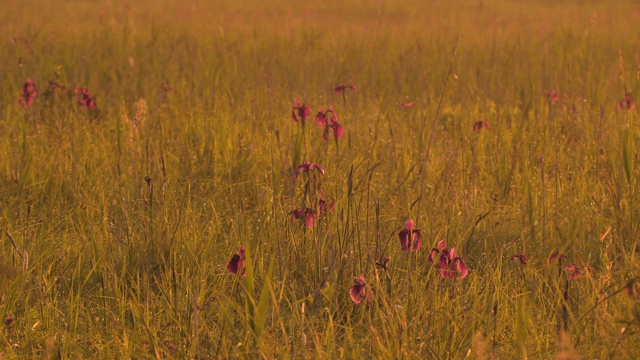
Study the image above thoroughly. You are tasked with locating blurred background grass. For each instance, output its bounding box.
[1,0,640,358]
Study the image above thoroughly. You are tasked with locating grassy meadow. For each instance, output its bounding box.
[2,0,640,358]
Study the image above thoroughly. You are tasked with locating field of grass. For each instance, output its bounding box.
[2,0,640,358]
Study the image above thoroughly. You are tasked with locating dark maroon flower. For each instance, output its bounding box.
[3,317,13,326]
[334,84,356,94]
[549,250,569,264]
[45,80,68,99]
[314,107,334,128]
[19,78,37,108]
[349,275,373,304]
[47,80,67,94]
[289,207,317,228]
[227,246,246,276]
[315,107,344,142]
[324,120,344,142]
[564,264,593,280]
[618,92,636,111]
[317,192,335,218]
[75,88,98,110]
[472,120,490,133]
[294,161,325,179]
[428,240,469,279]
[401,101,415,108]
[626,281,640,299]
[548,90,560,104]
[164,340,177,353]
[398,219,422,252]
[510,253,528,265]
[375,257,390,271]
[291,99,311,123]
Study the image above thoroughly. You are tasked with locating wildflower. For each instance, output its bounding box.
[375,257,390,271]
[401,101,415,108]
[549,250,569,264]
[317,192,335,218]
[19,78,37,108]
[564,264,593,280]
[289,207,317,228]
[510,253,528,265]
[398,219,422,252]
[314,107,333,127]
[626,280,640,299]
[47,80,67,94]
[618,92,636,110]
[75,88,98,110]
[3,317,13,326]
[291,99,311,123]
[428,240,469,279]
[472,120,490,133]
[548,90,560,104]
[294,161,325,179]
[324,120,343,142]
[349,275,373,304]
[334,84,356,94]
[226,246,246,276]
[315,107,344,141]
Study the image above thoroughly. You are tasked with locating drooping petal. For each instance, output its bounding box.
[227,246,246,276]
[227,254,241,274]
[311,163,325,176]
[318,198,327,217]
[626,282,640,299]
[401,101,415,108]
[334,84,356,93]
[565,264,582,280]
[294,161,310,179]
[332,122,344,140]
[455,258,469,279]
[398,229,410,252]
[292,100,311,122]
[289,208,303,222]
[19,79,38,108]
[4,317,14,326]
[437,240,448,252]
[510,254,528,265]
[619,93,636,110]
[350,284,365,304]
[549,250,568,264]
[304,209,316,228]
[440,267,454,278]
[322,126,330,142]
[411,230,422,250]
[404,219,415,232]
[314,110,327,128]
[427,249,438,264]
[350,275,371,304]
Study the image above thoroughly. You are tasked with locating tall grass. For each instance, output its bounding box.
[1,0,640,358]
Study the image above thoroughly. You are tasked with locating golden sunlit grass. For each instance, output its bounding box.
[2,0,640,358]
